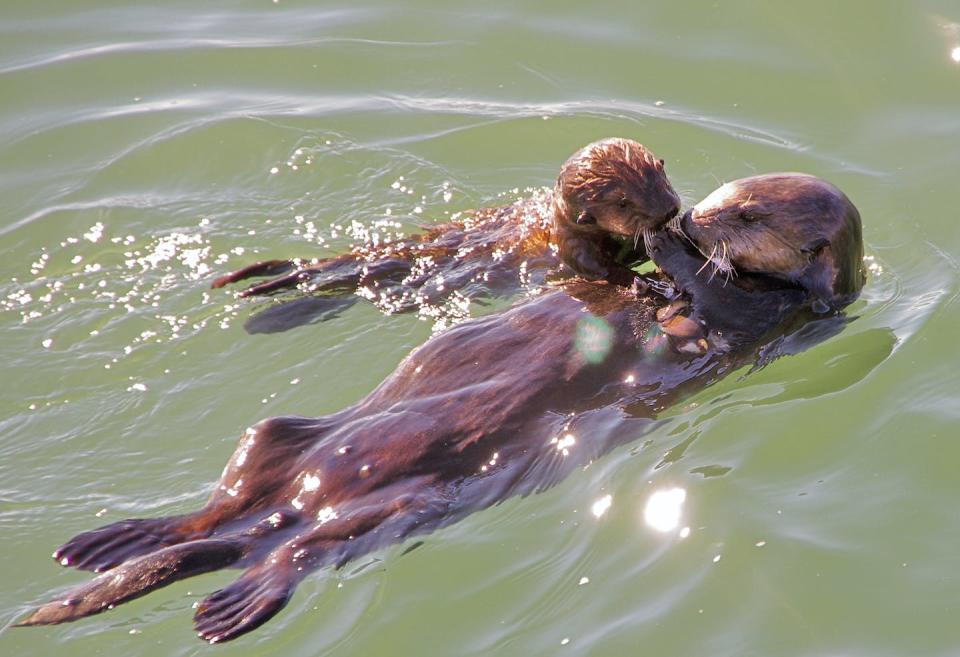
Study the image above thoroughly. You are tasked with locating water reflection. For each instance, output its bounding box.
[643,487,686,533]
[591,494,612,518]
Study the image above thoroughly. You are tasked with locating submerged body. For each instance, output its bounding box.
[20,173,865,643]
[212,138,680,328]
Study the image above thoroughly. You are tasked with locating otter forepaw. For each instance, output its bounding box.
[629,276,649,297]
[53,518,183,572]
[194,564,297,643]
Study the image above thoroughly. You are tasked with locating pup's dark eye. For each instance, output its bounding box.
[617,199,629,209]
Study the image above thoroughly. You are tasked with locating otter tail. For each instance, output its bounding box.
[17,538,245,627]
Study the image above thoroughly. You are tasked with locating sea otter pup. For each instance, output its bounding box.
[19,174,865,643]
[211,138,681,315]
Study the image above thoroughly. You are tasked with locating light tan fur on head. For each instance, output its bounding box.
[681,173,865,308]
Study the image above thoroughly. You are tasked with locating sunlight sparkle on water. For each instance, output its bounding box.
[643,487,686,532]
[591,494,612,518]
[952,46,960,62]
[551,433,576,456]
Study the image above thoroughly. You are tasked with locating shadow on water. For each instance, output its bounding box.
[748,326,897,405]
[243,295,358,334]
[649,320,896,471]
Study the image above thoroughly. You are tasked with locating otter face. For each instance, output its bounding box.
[556,138,681,239]
[681,173,865,309]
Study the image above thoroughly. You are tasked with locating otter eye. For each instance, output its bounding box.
[617,199,629,209]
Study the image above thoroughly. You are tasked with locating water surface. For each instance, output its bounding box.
[3,1,960,655]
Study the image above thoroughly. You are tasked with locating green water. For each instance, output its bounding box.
[3,1,960,655]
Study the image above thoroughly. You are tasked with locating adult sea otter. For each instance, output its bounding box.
[19,173,865,643]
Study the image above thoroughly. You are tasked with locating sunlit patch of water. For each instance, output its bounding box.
[643,487,687,533]
[2,137,515,372]
[590,494,612,518]
[0,217,267,377]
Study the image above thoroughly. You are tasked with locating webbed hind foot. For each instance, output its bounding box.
[53,517,198,573]
[194,561,299,643]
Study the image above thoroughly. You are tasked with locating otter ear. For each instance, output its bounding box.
[576,211,596,226]
[798,243,846,312]
[800,238,829,256]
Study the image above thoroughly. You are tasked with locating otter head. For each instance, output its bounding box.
[680,173,865,310]
[554,138,681,240]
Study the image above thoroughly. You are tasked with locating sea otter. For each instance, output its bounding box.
[210,138,681,321]
[19,173,865,643]
[681,172,864,311]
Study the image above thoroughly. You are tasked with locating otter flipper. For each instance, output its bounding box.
[18,538,245,627]
[210,260,295,289]
[238,269,321,297]
[242,257,412,298]
[54,517,193,573]
[194,563,297,643]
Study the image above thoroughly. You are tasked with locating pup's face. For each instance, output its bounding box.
[557,138,681,238]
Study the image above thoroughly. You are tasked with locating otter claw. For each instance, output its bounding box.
[647,278,678,299]
[629,276,649,297]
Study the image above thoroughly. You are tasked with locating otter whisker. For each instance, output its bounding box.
[696,242,719,276]
[642,227,655,255]
[707,240,738,286]
[691,237,738,284]
[633,222,643,250]
[666,213,685,236]
[721,241,737,285]
[709,240,728,283]
[708,257,720,283]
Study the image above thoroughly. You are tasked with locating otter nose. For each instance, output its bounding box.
[662,204,680,223]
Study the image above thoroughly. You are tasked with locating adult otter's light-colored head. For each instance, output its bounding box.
[681,173,865,309]
[554,138,681,241]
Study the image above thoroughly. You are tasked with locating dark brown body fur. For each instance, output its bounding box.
[19,173,864,643]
